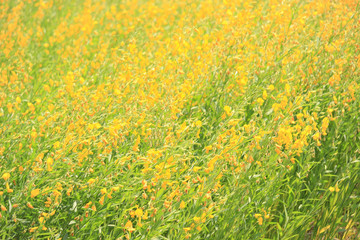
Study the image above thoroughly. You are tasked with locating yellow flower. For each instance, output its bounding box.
[329,187,335,192]
[87,178,96,185]
[195,120,202,127]
[257,98,264,105]
[56,182,63,190]
[125,220,135,233]
[262,90,268,100]
[268,84,275,91]
[100,188,107,195]
[29,227,38,233]
[193,216,201,223]
[135,208,143,218]
[46,158,54,171]
[180,201,186,209]
[91,205,97,211]
[2,173,10,181]
[99,195,105,205]
[6,183,13,193]
[255,213,263,225]
[224,106,232,116]
[204,145,213,153]
[31,189,40,198]
[321,117,330,135]
[27,202,34,209]
[254,213,262,218]
[84,201,92,209]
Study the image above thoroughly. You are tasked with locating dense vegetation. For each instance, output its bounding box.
[0,0,359,239]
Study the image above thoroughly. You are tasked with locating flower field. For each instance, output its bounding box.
[0,0,360,239]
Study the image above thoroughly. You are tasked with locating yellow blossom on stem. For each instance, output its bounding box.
[2,173,10,181]
[125,220,135,233]
[180,201,186,209]
[31,189,40,198]
[224,106,232,116]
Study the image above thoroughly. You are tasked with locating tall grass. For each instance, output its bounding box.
[0,0,359,239]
